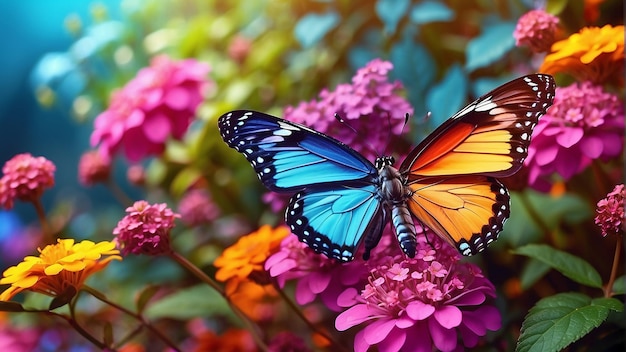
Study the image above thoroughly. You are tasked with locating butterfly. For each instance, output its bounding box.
[218,74,555,262]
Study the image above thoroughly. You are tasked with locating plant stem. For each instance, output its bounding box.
[66,295,108,349]
[83,286,181,352]
[31,198,53,244]
[604,235,623,298]
[272,280,349,352]
[107,179,134,207]
[168,251,269,352]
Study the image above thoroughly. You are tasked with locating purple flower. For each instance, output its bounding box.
[91,55,211,162]
[335,233,500,352]
[525,81,624,191]
[284,58,412,161]
[265,59,414,210]
[113,200,180,255]
[595,184,625,237]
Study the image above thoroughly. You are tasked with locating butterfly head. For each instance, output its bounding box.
[375,156,395,170]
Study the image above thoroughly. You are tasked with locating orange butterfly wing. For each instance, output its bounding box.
[401,74,555,255]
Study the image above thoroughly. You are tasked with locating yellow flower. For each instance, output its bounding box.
[214,225,289,283]
[540,25,624,85]
[0,239,121,301]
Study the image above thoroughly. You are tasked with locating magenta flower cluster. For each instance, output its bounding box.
[284,58,413,161]
[513,9,559,53]
[178,189,220,227]
[113,200,180,255]
[525,81,624,191]
[595,184,625,237]
[0,153,56,209]
[91,55,211,162]
[266,229,500,351]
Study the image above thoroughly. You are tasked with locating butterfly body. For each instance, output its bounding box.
[218,74,555,262]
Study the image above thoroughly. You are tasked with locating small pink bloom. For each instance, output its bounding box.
[113,200,180,255]
[0,153,55,209]
[514,9,560,53]
[78,150,111,186]
[595,184,625,237]
[525,82,624,191]
[178,189,219,226]
[91,55,212,162]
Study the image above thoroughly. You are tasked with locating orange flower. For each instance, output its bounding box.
[540,25,624,85]
[0,239,121,301]
[193,328,257,352]
[214,225,289,283]
[225,279,279,322]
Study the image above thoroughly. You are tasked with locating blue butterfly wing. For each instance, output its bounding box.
[218,110,377,192]
[286,182,385,262]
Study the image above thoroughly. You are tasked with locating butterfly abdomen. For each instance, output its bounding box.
[390,204,417,258]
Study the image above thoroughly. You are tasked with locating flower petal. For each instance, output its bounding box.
[378,325,406,352]
[428,317,458,352]
[555,127,584,148]
[335,304,381,331]
[363,319,397,344]
[434,305,462,329]
[406,300,435,320]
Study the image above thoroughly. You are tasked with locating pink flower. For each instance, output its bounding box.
[178,189,219,226]
[0,153,55,210]
[77,150,111,186]
[595,184,625,237]
[91,55,211,162]
[514,9,560,53]
[265,229,411,311]
[335,233,500,352]
[113,200,180,255]
[525,82,624,191]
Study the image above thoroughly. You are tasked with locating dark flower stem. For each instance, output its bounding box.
[272,279,350,352]
[67,295,109,349]
[107,179,134,207]
[82,285,181,352]
[604,234,623,298]
[31,198,53,244]
[168,251,269,352]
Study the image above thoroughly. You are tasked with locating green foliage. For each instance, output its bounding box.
[517,293,623,352]
[514,244,603,289]
[144,284,235,321]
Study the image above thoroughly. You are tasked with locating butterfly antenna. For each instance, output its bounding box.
[334,113,381,157]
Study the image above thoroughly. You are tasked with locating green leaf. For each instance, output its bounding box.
[513,244,603,288]
[137,285,160,314]
[611,275,626,295]
[144,285,234,320]
[294,11,340,48]
[465,22,515,72]
[517,293,623,352]
[520,258,551,290]
[426,64,467,126]
[410,0,454,24]
[376,0,409,34]
[0,301,26,312]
